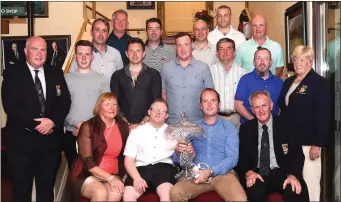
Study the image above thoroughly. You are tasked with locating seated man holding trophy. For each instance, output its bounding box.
[170,88,247,201]
[123,99,178,201]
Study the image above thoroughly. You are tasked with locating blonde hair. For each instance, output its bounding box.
[291,45,314,63]
[93,92,119,116]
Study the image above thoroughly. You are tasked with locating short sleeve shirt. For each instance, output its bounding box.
[234,69,283,123]
[208,26,246,48]
[235,37,284,74]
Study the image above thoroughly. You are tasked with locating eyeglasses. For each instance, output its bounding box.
[149,108,167,114]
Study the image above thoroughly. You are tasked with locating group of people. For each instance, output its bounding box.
[1,5,331,202]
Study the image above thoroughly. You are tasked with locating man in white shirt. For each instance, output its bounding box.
[208,5,246,48]
[123,99,178,202]
[210,38,247,128]
[69,18,123,79]
[192,19,217,67]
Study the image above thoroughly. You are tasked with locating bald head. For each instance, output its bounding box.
[24,36,47,69]
[251,15,268,40]
[25,36,47,48]
[193,19,209,42]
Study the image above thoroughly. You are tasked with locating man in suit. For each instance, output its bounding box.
[1,36,71,202]
[6,42,24,67]
[48,41,66,69]
[236,90,309,202]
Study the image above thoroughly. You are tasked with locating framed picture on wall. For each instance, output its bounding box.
[284,2,307,71]
[1,35,71,74]
[1,1,49,18]
[127,1,155,10]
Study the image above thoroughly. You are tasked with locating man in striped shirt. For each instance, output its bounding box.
[210,38,247,128]
[143,18,175,72]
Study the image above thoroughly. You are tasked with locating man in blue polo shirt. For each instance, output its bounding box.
[107,9,132,67]
[234,47,283,124]
[235,15,284,77]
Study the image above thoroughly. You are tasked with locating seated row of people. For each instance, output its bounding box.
[66,89,309,202]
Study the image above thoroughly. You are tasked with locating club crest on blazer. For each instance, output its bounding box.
[297,85,308,94]
[282,143,289,155]
[56,85,61,96]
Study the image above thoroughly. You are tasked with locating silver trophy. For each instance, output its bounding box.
[164,113,206,181]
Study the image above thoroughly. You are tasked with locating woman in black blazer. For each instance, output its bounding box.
[278,45,331,201]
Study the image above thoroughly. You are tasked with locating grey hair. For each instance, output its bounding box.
[249,90,272,107]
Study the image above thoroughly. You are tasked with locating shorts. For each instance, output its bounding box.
[125,163,177,192]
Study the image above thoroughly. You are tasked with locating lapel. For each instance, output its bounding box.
[250,119,260,162]
[44,67,53,113]
[287,69,314,106]
[272,117,282,159]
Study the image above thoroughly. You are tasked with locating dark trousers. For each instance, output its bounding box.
[7,149,61,202]
[61,130,77,169]
[246,168,309,202]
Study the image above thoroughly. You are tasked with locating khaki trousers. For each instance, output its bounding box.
[170,170,247,202]
[302,146,322,201]
[220,113,241,129]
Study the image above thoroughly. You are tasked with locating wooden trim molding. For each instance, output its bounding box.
[157,2,165,36]
[1,20,9,34]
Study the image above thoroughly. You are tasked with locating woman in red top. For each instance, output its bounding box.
[67,92,129,201]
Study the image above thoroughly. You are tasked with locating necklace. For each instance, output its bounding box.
[104,120,116,134]
[129,68,142,87]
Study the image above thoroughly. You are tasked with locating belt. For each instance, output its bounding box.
[218,111,237,117]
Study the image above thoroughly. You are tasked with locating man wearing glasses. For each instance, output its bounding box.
[123,99,178,202]
[234,47,283,124]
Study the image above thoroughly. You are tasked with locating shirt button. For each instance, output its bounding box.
[265,86,268,87]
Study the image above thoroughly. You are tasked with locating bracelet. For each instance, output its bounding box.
[107,175,115,182]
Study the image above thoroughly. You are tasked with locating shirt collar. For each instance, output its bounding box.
[174,57,196,67]
[258,115,273,130]
[250,36,270,46]
[193,41,213,51]
[214,25,238,35]
[251,69,274,80]
[27,62,44,73]
[92,45,108,53]
[124,63,148,76]
[111,32,129,40]
[200,116,222,127]
[145,40,164,47]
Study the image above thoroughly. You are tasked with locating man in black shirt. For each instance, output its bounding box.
[110,37,161,131]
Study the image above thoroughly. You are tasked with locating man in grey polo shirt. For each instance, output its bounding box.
[64,40,110,168]
[143,17,175,72]
[235,15,284,77]
[192,19,217,67]
[69,18,123,79]
[161,32,213,124]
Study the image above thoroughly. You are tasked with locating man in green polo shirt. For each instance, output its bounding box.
[235,15,284,77]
